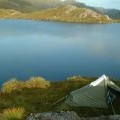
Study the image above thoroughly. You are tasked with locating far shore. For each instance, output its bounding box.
[0,17,119,24]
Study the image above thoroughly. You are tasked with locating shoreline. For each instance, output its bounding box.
[0,75,119,86]
[0,18,119,24]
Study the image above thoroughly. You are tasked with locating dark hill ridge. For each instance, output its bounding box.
[0,0,63,12]
[73,2,120,19]
[94,8,120,19]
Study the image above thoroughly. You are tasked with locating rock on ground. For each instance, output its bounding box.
[26,111,120,120]
[26,111,80,120]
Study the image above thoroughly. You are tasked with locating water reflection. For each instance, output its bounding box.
[0,20,120,83]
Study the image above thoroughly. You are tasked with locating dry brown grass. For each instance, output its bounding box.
[24,77,51,89]
[1,79,23,93]
[1,77,51,93]
[0,107,25,120]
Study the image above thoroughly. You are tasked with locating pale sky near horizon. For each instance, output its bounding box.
[77,0,120,9]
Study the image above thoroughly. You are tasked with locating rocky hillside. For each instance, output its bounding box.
[0,5,111,23]
[24,5,111,23]
[0,0,120,19]
[73,1,120,19]
[0,9,24,18]
[88,7,120,19]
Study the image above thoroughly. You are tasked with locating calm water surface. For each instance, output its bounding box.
[0,19,120,84]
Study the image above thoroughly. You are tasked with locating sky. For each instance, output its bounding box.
[77,0,120,9]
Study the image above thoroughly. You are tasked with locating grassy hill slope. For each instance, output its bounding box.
[0,9,24,18]
[0,5,112,23]
[0,0,62,12]
[24,5,111,23]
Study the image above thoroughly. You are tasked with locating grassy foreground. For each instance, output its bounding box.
[0,76,120,119]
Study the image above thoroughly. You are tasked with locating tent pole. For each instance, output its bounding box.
[109,98,116,115]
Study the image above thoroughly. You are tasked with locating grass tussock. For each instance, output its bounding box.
[1,79,23,93]
[0,76,120,117]
[67,76,90,82]
[0,107,25,120]
[2,77,50,93]
[24,77,50,89]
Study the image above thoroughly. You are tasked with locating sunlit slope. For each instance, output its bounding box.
[0,5,112,23]
[24,5,111,23]
[0,9,24,18]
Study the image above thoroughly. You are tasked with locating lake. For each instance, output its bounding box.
[0,19,120,84]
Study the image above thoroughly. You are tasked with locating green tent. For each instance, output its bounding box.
[65,75,120,108]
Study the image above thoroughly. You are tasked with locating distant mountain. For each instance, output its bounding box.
[0,0,32,12]
[0,5,111,23]
[72,1,120,19]
[92,8,120,19]
[0,0,119,19]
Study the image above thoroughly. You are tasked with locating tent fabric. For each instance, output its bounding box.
[107,81,120,95]
[65,75,120,108]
